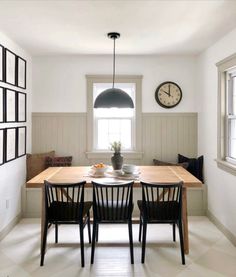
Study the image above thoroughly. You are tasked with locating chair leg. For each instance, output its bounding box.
[55,223,58,243]
[40,221,48,266]
[79,223,85,267]
[128,220,134,264]
[96,223,99,242]
[138,215,142,242]
[91,222,97,264]
[173,223,176,242]
[178,220,185,265]
[87,211,91,244]
[141,221,147,264]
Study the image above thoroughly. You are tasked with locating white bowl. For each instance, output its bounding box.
[122,164,137,174]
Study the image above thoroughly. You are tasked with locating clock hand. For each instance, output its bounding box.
[168,84,171,96]
[161,89,170,96]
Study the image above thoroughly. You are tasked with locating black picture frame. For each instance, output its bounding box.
[0,128,5,165]
[17,56,26,89]
[17,126,26,157]
[5,88,16,122]
[17,91,26,122]
[0,44,4,82]
[0,87,5,123]
[5,48,17,86]
[5,127,16,163]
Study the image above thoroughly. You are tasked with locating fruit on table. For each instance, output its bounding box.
[93,163,106,168]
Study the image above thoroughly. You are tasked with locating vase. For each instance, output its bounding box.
[111,152,123,170]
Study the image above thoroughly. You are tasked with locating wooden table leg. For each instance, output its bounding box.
[182,187,189,254]
[41,185,46,255]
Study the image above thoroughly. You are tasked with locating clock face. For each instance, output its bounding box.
[155,82,182,108]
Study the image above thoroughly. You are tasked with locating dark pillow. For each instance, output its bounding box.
[45,156,73,167]
[153,159,189,169]
[178,154,203,182]
[26,151,55,181]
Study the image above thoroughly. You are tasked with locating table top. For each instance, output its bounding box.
[26,166,202,188]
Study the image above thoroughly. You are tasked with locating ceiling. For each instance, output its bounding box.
[0,0,236,56]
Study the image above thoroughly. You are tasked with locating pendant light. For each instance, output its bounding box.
[94,32,134,108]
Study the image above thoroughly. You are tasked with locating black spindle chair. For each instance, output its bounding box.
[91,181,134,264]
[40,180,92,267]
[138,181,185,264]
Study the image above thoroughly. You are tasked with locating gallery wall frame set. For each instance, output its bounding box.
[0,126,26,165]
[0,45,27,89]
[0,86,26,123]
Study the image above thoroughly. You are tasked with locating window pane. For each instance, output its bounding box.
[229,118,236,159]
[120,120,132,149]
[233,77,236,115]
[97,119,132,150]
[97,120,109,149]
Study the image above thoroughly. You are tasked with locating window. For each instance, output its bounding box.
[93,83,135,151]
[226,70,236,163]
[86,75,142,159]
[216,53,236,174]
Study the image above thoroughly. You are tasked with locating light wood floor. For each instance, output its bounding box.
[0,217,236,276]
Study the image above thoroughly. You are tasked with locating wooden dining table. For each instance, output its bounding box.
[26,165,202,255]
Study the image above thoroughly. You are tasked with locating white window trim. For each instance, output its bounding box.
[86,75,143,160]
[216,53,236,175]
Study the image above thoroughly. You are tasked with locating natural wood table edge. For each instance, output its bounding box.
[26,165,202,188]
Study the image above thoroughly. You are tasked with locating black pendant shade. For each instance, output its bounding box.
[94,32,134,109]
[94,88,134,108]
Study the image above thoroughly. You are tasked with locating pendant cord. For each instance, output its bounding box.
[112,37,116,88]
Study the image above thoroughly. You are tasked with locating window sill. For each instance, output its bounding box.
[215,158,236,176]
[86,151,143,160]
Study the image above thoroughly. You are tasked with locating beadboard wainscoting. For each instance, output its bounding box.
[25,112,205,217]
[32,112,198,165]
[142,113,197,164]
[32,113,88,165]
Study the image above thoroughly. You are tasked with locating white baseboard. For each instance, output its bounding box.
[0,213,22,241]
[207,209,236,246]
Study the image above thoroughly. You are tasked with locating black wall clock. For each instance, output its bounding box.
[155,81,182,108]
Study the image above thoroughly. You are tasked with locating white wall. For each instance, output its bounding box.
[0,31,32,233]
[197,27,236,236]
[32,55,197,113]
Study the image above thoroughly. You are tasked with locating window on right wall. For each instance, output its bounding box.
[216,53,236,174]
[226,69,236,164]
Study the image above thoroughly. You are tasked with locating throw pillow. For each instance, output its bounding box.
[45,156,73,167]
[178,154,204,182]
[153,159,189,169]
[26,150,55,181]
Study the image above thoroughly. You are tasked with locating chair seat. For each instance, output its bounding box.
[96,201,133,222]
[48,201,92,222]
[137,200,179,221]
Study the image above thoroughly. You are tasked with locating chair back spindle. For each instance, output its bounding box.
[92,181,134,222]
[141,182,183,222]
[44,181,86,223]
